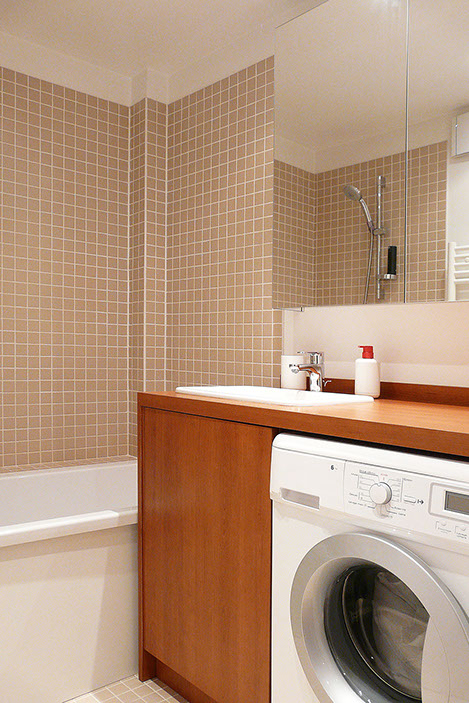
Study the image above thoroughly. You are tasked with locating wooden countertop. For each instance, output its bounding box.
[138,391,469,458]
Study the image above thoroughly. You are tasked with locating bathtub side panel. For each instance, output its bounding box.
[0,524,137,703]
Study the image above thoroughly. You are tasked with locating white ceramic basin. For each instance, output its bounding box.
[175,385,374,406]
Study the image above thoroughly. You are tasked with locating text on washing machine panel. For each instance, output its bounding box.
[344,462,469,543]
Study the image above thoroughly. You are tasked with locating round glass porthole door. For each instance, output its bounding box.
[290,533,469,703]
[324,565,429,701]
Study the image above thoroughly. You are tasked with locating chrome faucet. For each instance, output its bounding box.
[289,351,329,392]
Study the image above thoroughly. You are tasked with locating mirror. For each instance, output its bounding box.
[273,0,469,308]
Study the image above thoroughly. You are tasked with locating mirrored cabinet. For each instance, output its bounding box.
[273,0,469,308]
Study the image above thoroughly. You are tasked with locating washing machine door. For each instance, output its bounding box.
[290,532,469,703]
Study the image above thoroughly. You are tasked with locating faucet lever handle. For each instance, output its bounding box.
[297,351,325,364]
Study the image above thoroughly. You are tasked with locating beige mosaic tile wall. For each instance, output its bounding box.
[274,143,447,308]
[129,100,146,457]
[166,59,282,388]
[0,59,448,468]
[0,61,282,467]
[406,141,447,303]
[0,66,130,468]
[129,99,167,455]
[316,152,406,306]
[273,160,316,308]
[143,99,167,393]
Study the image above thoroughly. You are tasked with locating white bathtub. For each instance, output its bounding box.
[0,460,138,703]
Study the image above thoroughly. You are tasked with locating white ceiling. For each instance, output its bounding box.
[0,0,320,78]
[277,0,407,149]
[276,0,469,171]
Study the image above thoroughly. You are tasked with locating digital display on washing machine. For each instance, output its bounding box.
[445,490,469,516]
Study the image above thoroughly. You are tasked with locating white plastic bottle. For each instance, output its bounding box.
[354,345,380,398]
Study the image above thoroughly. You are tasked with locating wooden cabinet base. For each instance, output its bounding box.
[139,648,158,681]
[148,659,219,703]
[139,407,273,703]
[139,651,216,703]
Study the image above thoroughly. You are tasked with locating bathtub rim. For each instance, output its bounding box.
[0,506,138,548]
[0,458,137,548]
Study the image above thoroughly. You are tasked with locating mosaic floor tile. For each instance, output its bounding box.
[65,675,188,703]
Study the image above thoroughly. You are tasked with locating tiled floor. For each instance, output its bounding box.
[67,675,188,703]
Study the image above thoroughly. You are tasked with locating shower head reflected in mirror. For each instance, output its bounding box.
[343,184,362,202]
[342,177,390,304]
[343,184,374,231]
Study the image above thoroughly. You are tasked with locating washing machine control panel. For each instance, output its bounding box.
[344,461,469,543]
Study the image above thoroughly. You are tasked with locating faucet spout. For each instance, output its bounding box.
[290,363,323,391]
[289,351,327,392]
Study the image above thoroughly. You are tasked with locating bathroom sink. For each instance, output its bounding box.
[175,386,374,406]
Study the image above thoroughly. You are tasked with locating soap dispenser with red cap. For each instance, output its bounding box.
[354,345,380,398]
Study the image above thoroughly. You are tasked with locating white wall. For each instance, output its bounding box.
[283,301,469,387]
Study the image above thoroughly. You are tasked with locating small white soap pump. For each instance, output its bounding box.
[354,345,380,398]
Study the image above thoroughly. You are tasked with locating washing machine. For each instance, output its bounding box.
[271,433,469,703]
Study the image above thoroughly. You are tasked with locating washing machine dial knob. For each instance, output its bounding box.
[369,482,392,505]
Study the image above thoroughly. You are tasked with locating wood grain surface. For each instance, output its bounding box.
[138,390,469,703]
[326,379,469,406]
[138,391,469,458]
[139,407,273,703]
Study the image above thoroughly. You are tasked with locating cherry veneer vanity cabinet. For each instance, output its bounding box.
[138,402,274,703]
[138,391,469,703]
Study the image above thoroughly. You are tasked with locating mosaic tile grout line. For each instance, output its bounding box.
[4,58,444,468]
[274,141,447,309]
[1,65,130,468]
[65,675,188,703]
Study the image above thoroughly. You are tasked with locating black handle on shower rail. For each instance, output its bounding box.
[387,246,397,276]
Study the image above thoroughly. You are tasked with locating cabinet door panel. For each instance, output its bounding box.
[140,408,272,703]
